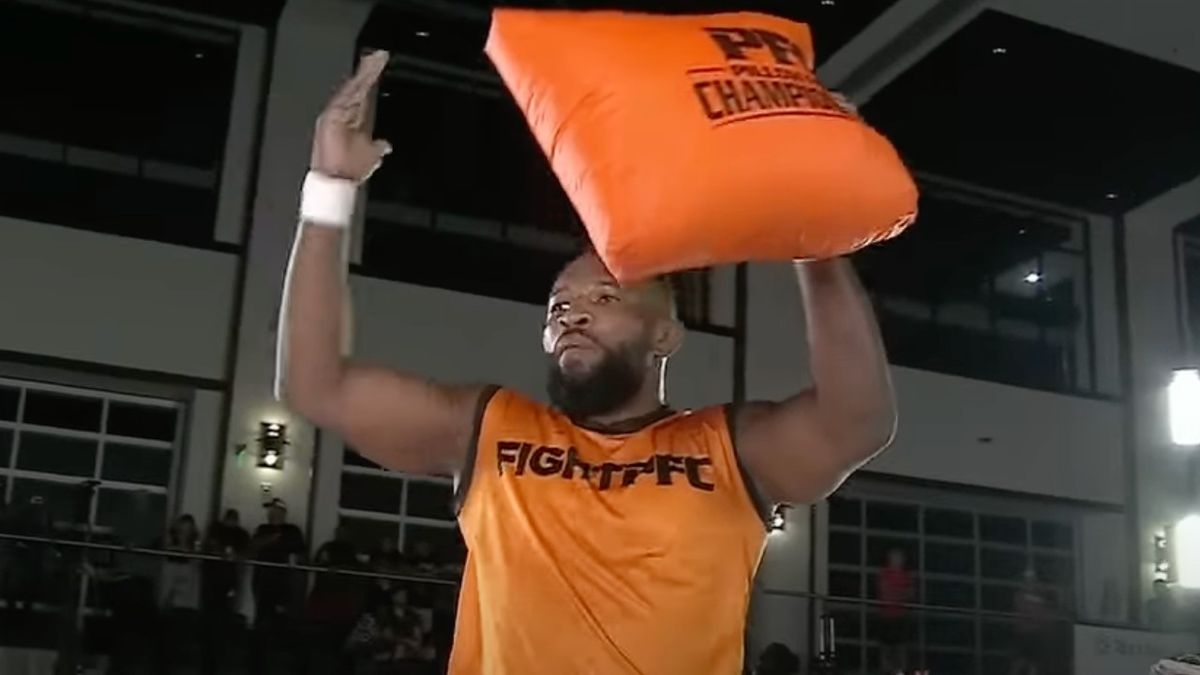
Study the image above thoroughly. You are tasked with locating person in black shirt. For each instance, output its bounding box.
[250,499,306,626]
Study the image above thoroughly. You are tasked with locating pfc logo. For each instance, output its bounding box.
[704,27,807,66]
[688,25,843,126]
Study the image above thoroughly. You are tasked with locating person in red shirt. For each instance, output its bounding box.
[878,548,915,675]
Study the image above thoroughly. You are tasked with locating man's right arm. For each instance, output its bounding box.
[276,50,486,477]
[278,224,484,475]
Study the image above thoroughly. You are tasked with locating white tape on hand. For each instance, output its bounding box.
[300,172,358,228]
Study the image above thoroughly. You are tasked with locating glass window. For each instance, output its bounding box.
[16,432,98,477]
[339,446,462,567]
[829,604,862,640]
[830,496,862,527]
[981,584,1017,612]
[0,3,235,246]
[926,542,975,576]
[102,443,173,487]
[981,547,1029,580]
[340,516,400,551]
[980,515,1026,545]
[106,402,178,442]
[926,615,976,647]
[0,386,18,421]
[1177,222,1200,353]
[23,391,103,432]
[1033,553,1074,586]
[926,580,976,609]
[406,480,454,520]
[404,523,462,564]
[982,620,1016,651]
[925,508,974,539]
[0,429,11,468]
[96,488,166,545]
[866,501,919,532]
[0,379,181,553]
[10,478,87,526]
[830,570,863,598]
[340,473,405,514]
[826,491,1079,674]
[927,651,975,674]
[830,531,862,566]
[866,536,920,569]
[853,182,1093,395]
[1032,520,1073,550]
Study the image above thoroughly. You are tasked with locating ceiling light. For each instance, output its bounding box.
[820,0,836,5]
[194,52,205,59]
[1023,272,1042,284]
[992,46,1008,55]
[415,30,430,37]
[1169,368,1200,447]
[1105,192,1119,200]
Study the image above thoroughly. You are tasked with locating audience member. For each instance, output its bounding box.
[753,643,800,675]
[878,548,915,675]
[249,498,307,672]
[346,587,433,674]
[158,514,202,673]
[1012,569,1052,675]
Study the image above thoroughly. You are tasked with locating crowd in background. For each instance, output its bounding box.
[0,494,460,675]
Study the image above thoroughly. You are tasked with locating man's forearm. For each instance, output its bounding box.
[276,223,351,417]
[796,258,896,455]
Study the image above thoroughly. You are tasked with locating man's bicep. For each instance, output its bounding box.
[332,364,486,475]
[735,394,851,505]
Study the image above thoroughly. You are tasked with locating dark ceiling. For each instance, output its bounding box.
[863,9,1200,214]
[134,0,284,25]
[369,0,900,66]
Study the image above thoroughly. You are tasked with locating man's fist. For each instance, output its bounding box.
[311,50,392,182]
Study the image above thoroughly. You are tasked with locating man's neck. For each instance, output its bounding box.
[576,385,670,433]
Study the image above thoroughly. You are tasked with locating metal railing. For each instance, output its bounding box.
[0,531,1189,675]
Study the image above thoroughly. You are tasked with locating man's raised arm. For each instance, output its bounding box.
[276,51,485,476]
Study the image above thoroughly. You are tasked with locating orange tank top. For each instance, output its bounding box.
[450,388,768,675]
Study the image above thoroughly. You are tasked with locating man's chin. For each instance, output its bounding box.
[556,356,598,381]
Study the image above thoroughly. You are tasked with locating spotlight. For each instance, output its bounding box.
[992,46,1008,55]
[1023,272,1042,284]
[1169,368,1200,447]
[415,30,430,37]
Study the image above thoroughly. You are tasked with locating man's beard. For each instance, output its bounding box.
[547,339,647,421]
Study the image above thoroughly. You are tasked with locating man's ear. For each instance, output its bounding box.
[653,318,684,359]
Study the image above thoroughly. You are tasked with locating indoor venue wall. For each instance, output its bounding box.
[0,216,238,381]
[350,274,735,409]
[745,261,1124,506]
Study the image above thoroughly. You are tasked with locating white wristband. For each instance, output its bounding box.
[300,171,358,228]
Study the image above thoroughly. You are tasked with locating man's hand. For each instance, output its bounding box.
[311,50,392,181]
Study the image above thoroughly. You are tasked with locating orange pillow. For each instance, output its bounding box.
[486,9,918,282]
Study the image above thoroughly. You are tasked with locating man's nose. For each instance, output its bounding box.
[558,309,592,329]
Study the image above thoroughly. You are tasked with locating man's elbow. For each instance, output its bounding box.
[834,404,897,464]
[278,370,343,429]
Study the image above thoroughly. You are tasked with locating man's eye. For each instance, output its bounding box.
[595,294,619,305]
[550,302,568,314]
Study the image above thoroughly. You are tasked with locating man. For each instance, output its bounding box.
[877,548,915,675]
[248,499,306,649]
[278,51,896,674]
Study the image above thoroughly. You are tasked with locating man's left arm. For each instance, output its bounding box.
[736,258,897,505]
